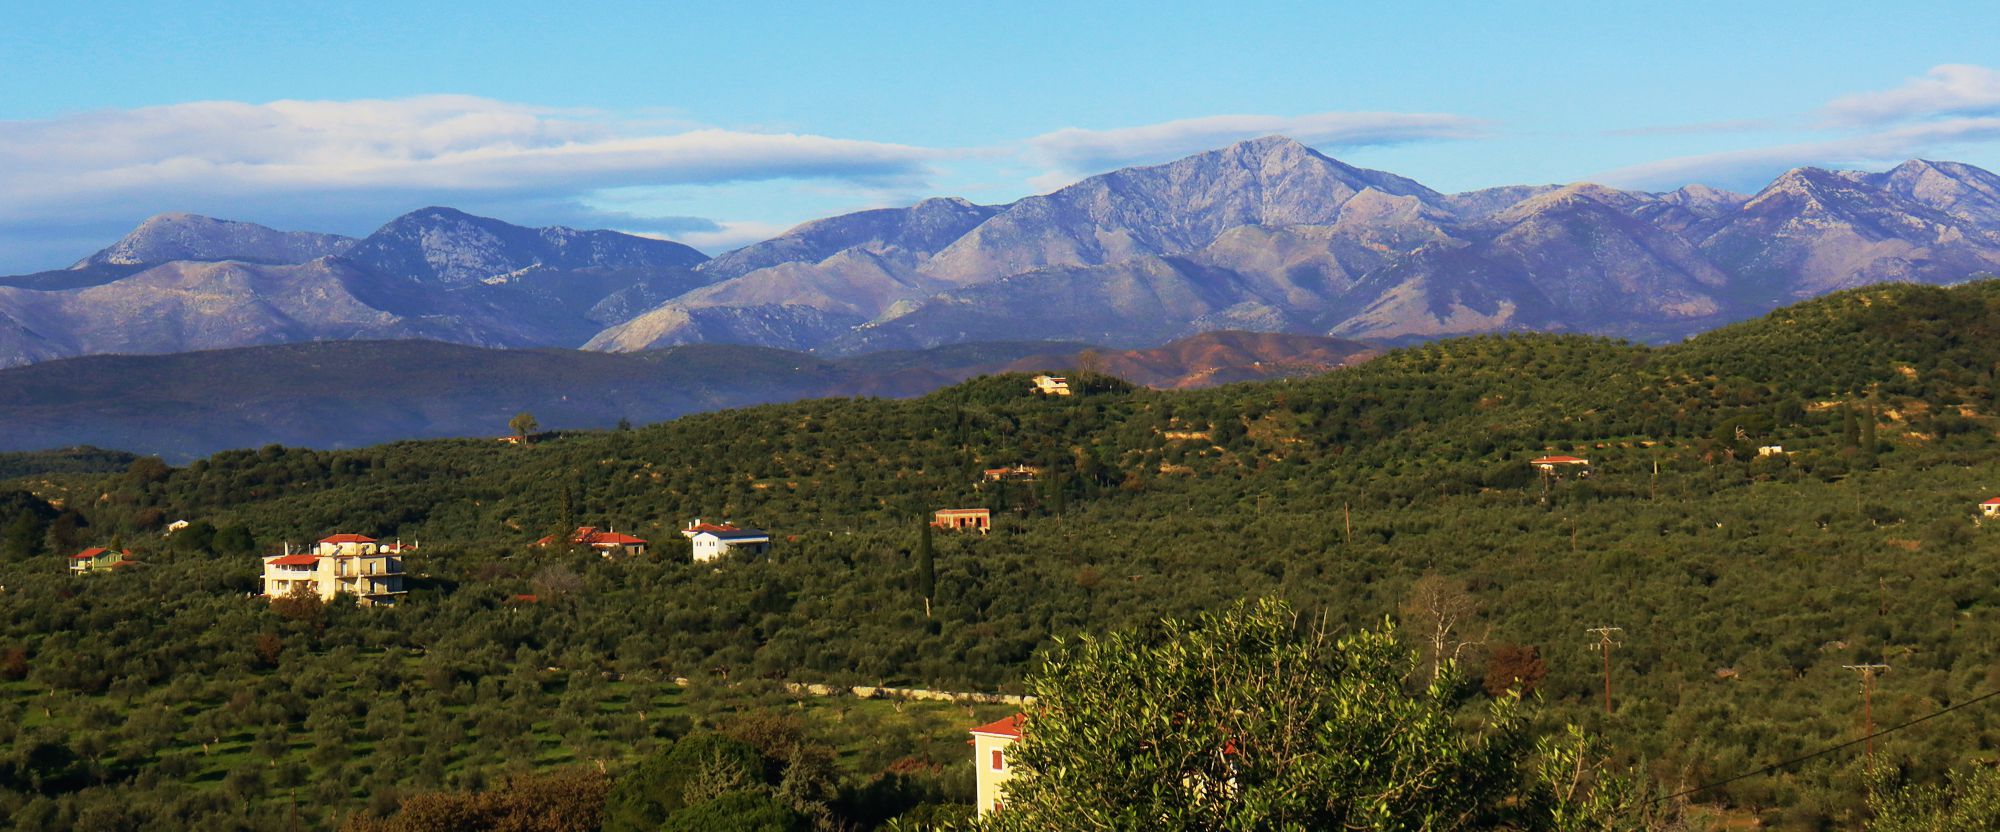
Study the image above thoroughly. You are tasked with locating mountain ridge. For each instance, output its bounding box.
[7,137,2000,368]
[0,330,1372,458]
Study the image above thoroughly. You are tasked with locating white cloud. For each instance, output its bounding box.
[1822,64,2000,127]
[0,95,937,226]
[1593,117,2000,191]
[656,220,793,254]
[1020,111,1490,187]
[1593,65,2000,192]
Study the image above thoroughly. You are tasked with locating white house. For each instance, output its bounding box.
[681,520,771,563]
[1031,375,1072,396]
[261,533,408,606]
[1982,498,2000,518]
[970,714,1024,817]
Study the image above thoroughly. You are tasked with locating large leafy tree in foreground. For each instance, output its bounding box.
[976,599,1634,831]
[1867,764,2000,831]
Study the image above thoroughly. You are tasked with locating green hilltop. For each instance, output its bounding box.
[10,280,2000,827]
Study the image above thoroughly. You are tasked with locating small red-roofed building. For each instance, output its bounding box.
[681,519,771,563]
[537,526,649,557]
[1529,455,1590,472]
[261,533,406,606]
[1981,497,2000,518]
[970,714,1025,817]
[69,547,133,574]
[933,508,992,533]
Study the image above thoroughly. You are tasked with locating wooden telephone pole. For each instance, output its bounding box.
[1844,664,1890,759]
[1587,626,1623,715]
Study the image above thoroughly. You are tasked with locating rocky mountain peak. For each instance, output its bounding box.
[341,207,706,287]
[1489,183,1651,224]
[1876,159,2000,225]
[1662,184,1749,212]
[75,213,357,268]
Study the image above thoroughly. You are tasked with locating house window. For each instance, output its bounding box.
[991,749,1004,770]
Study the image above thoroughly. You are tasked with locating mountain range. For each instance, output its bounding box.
[3,136,1999,371]
[0,331,1374,459]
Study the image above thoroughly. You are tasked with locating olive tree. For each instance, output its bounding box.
[975,599,1634,831]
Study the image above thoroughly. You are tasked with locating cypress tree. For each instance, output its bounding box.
[1842,403,1860,448]
[917,517,936,615]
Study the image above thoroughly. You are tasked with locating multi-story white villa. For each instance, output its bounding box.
[261,533,408,606]
[970,714,1024,817]
[681,520,771,563]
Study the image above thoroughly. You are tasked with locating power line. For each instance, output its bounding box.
[1652,686,2000,805]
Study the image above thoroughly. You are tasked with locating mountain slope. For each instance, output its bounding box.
[12,139,2000,369]
[594,138,2000,355]
[0,331,1369,457]
[698,197,999,281]
[1699,166,2000,301]
[339,206,708,288]
[919,136,1443,285]
[0,259,524,366]
[75,212,357,268]
[0,209,722,367]
[24,281,2000,830]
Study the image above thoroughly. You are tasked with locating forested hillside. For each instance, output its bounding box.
[9,281,2000,828]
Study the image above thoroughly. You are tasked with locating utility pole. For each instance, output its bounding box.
[1587,626,1623,715]
[1343,502,1352,543]
[1844,664,1890,759]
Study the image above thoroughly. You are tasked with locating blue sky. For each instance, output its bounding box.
[3,1,1999,271]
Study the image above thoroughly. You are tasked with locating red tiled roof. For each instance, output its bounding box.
[970,714,1025,739]
[543,526,647,547]
[1530,455,1589,464]
[319,533,376,544]
[685,522,740,534]
[935,508,990,516]
[1983,498,2000,506]
[509,594,540,603]
[267,554,319,566]
[71,547,109,560]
